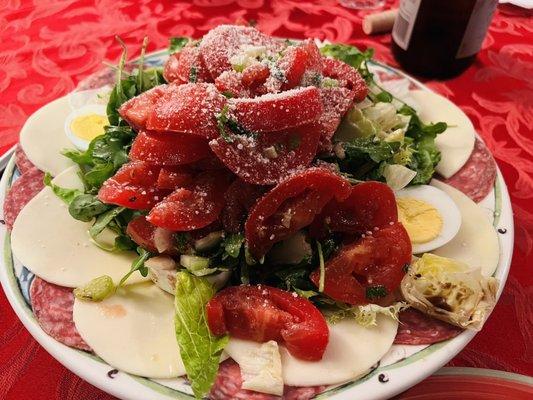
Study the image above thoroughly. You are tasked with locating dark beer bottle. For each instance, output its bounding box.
[391,0,498,78]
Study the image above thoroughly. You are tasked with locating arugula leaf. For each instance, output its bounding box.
[68,194,111,222]
[88,206,126,239]
[223,233,244,258]
[174,271,228,399]
[189,66,198,83]
[375,91,393,103]
[43,173,83,204]
[169,37,190,54]
[118,247,151,286]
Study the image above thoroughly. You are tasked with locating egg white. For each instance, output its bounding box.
[396,185,462,254]
[64,103,108,151]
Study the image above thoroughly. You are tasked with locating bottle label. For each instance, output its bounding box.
[456,0,498,59]
[392,0,422,50]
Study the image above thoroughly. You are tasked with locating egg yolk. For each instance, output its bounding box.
[70,114,108,141]
[397,198,443,244]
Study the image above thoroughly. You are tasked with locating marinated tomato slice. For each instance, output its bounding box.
[206,285,329,361]
[163,45,212,85]
[126,215,176,254]
[322,57,368,102]
[98,161,169,210]
[146,83,226,139]
[199,25,282,80]
[210,122,322,185]
[244,168,351,259]
[229,87,323,133]
[310,223,412,305]
[119,85,167,130]
[310,181,398,238]
[156,166,193,190]
[129,131,211,166]
[147,170,232,231]
[221,178,266,234]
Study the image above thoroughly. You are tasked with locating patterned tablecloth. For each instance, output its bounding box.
[0,1,532,398]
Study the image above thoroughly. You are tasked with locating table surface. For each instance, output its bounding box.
[0,0,532,399]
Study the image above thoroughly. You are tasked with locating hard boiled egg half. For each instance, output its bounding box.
[395,185,461,254]
[64,87,111,151]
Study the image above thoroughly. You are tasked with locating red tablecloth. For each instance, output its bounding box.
[0,1,532,398]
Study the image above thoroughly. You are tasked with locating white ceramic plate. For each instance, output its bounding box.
[0,50,514,400]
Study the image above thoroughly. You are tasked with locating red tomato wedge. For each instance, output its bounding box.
[245,168,351,259]
[129,131,211,166]
[163,45,212,84]
[119,85,167,130]
[209,122,322,185]
[156,166,194,190]
[215,71,251,98]
[206,285,329,361]
[310,181,398,238]
[221,178,266,233]
[199,25,282,80]
[241,63,270,88]
[322,57,368,102]
[147,170,232,231]
[98,161,169,210]
[126,215,176,254]
[280,40,323,90]
[310,223,412,305]
[229,87,323,133]
[146,83,226,139]
[318,87,356,150]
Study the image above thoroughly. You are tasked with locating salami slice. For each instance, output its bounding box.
[394,308,462,345]
[15,145,36,174]
[3,167,45,230]
[30,277,91,351]
[210,360,325,400]
[440,138,497,203]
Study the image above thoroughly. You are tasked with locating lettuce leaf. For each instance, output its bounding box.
[174,271,228,399]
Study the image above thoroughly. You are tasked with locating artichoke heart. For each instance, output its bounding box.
[401,253,498,331]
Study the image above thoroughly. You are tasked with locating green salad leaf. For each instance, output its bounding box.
[174,271,228,399]
[43,173,83,204]
[68,194,111,222]
[118,247,151,286]
[169,37,190,54]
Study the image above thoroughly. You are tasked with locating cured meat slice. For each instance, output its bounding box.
[3,167,45,230]
[15,144,36,174]
[440,138,497,203]
[394,308,462,345]
[30,277,91,351]
[210,360,325,400]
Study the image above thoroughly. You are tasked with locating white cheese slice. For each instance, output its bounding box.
[408,90,476,179]
[239,340,284,396]
[73,282,185,378]
[11,166,146,288]
[225,314,398,387]
[431,179,499,276]
[19,95,75,176]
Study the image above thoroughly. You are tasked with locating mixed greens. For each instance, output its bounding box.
[50,37,449,398]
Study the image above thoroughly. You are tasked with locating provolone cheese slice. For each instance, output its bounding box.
[19,96,75,176]
[225,315,398,387]
[73,282,185,378]
[11,166,146,288]
[409,90,476,179]
[431,179,499,276]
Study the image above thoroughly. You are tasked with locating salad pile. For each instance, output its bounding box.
[52,25,457,397]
